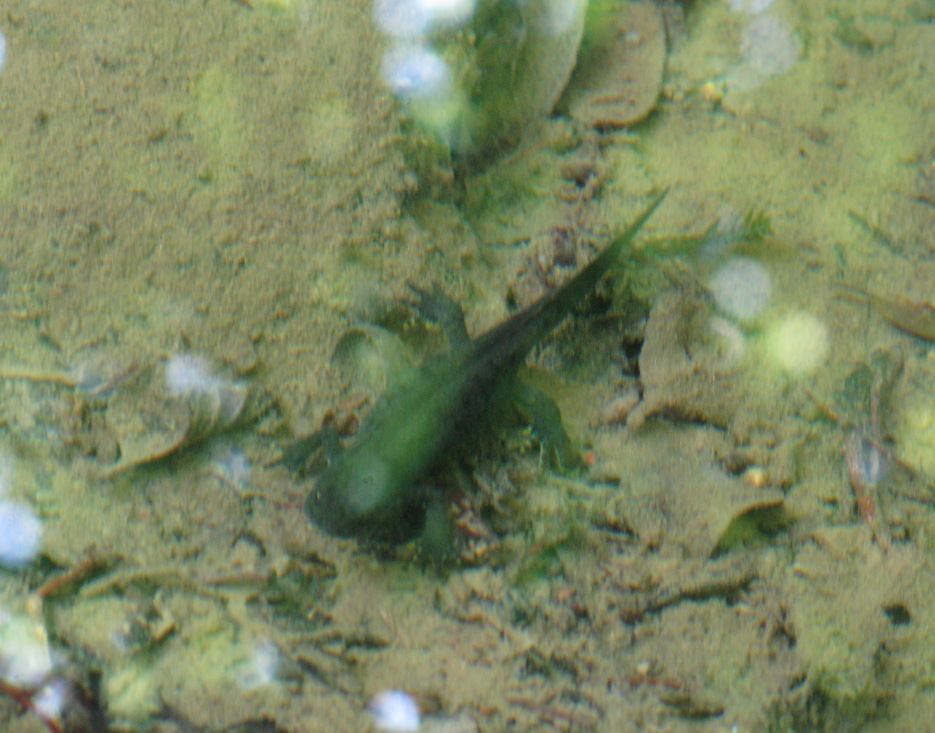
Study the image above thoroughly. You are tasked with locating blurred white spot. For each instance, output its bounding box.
[0,30,5,75]
[0,608,54,686]
[165,354,216,396]
[375,0,432,37]
[765,312,828,375]
[32,677,69,721]
[211,444,251,487]
[238,640,280,690]
[369,689,421,732]
[0,501,41,568]
[382,46,450,101]
[375,0,474,38]
[164,353,247,425]
[709,257,772,321]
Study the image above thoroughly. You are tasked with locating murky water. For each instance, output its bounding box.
[0,0,934,731]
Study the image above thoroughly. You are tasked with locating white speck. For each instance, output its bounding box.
[0,501,41,568]
[237,640,280,690]
[211,444,251,487]
[0,30,6,75]
[369,690,421,732]
[708,257,772,321]
[382,46,450,101]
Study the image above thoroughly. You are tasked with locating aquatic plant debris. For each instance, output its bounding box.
[837,282,935,341]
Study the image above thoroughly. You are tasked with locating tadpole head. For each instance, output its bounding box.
[304,458,430,546]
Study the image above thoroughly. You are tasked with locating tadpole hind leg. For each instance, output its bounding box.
[404,282,470,348]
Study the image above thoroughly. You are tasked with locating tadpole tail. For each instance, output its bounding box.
[476,188,669,361]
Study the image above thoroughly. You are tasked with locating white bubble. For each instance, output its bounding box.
[382,46,450,101]
[0,501,41,568]
[369,690,421,732]
[709,257,772,321]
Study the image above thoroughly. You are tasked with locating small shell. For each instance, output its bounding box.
[181,373,249,445]
[99,354,257,479]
